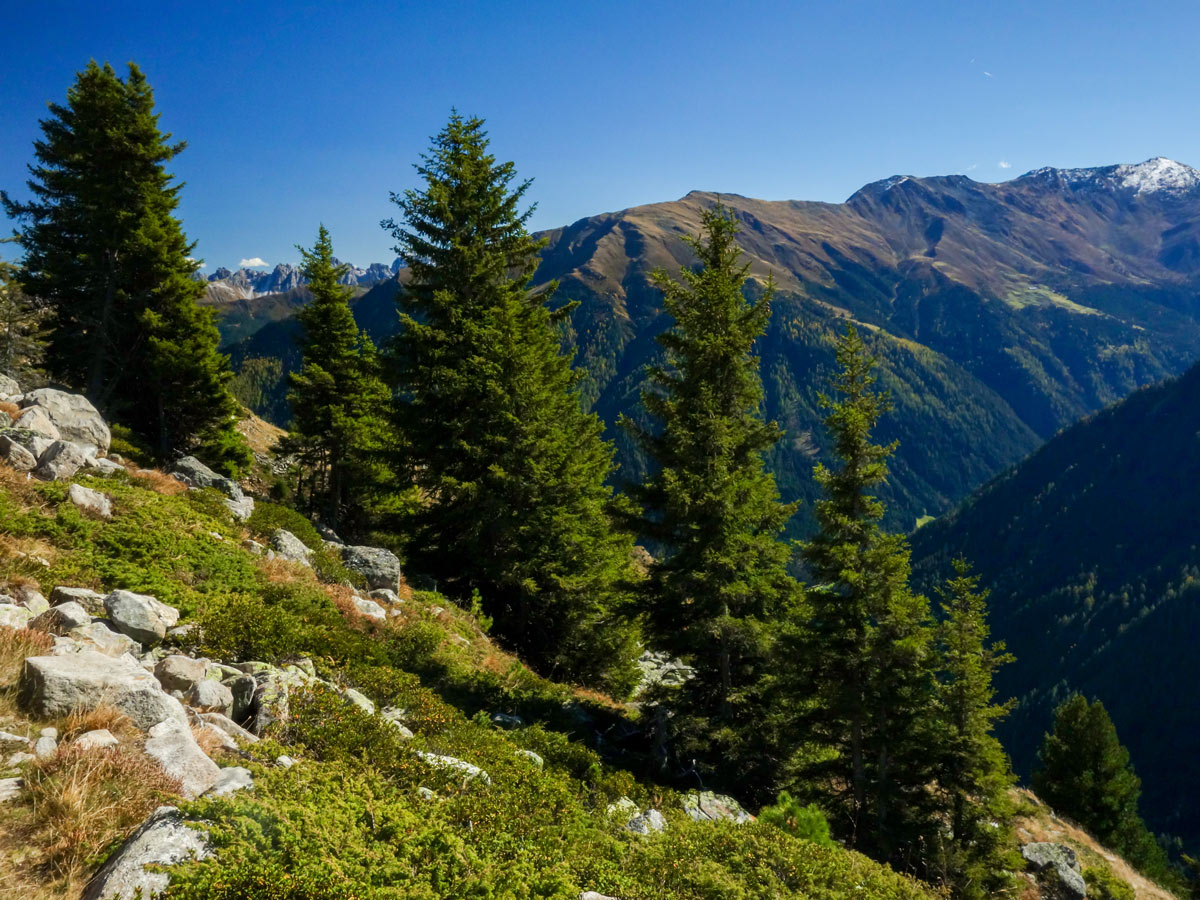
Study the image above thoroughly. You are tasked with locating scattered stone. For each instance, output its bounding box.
[340,545,403,591]
[580,893,620,900]
[204,766,254,798]
[417,751,492,785]
[635,650,694,694]
[34,735,57,759]
[6,752,35,767]
[515,749,544,769]
[75,729,119,751]
[50,586,104,614]
[198,712,259,745]
[28,600,93,635]
[606,797,638,819]
[224,495,254,521]
[276,755,296,768]
[154,655,208,693]
[0,373,19,397]
[144,719,221,799]
[451,634,471,648]
[14,585,49,614]
[80,805,210,900]
[187,679,234,716]
[34,440,90,481]
[352,596,386,621]
[167,623,198,641]
[0,436,37,471]
[14,405,61,440]
[68,483,113,519]
[417,786,436,800]
[21,388,111,453]
[0,777,24,802]
[104,590,180,646]
[40,727,58,739]
[369,588,401,604]
[1021,842,1086,900]
[625,808,668,835]
[270,529,312,566]
[342,687,375,715]
[19,650,188,730]
[70,621,141,658]
[381,707,414,738]
[491,712,524,729]
[241,539,264,555]
[170,456,244,500]
[196,722,238,752]
[0,731,29,750]
[0,604,32,629]
[681,791,754,824]
[87,457,126,476]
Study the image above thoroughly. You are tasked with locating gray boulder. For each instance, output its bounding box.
[74,728,119,751]
[86,457,126,476]
[0,777,24,803]
[28,600,92,636]
[681,791,754,824]
[0,604,32,630]
[515,749,544,769]
[204,765,254,798]
[580,893,620,900]
[154,655,208,693]
[69,621,141,658]
[13,405,61,440]
[50,586,105,615]
[0,730,29,750]
[34,440,90,481]
[417,751,492,785]
[80,806,211,900]
[19,651,187,730]
[103,590,180,646]
[352,596,386,621]
[370,588,401,605]
[187,679,234,715]
[342,687,375,715]
[626,809,668,835]
[144,719,221,799]
[21,388,111,453]
[198,711,259,745]
[0,434,37,471]
[1021,842,1086,899]
[34,734,57,759]
[68,483,113,519]
[270,529,312,566]
[171,456,244,501]
[14,585,49,615]
[0,373,19,397]
[224,495,254,521]
[340,544,402,591]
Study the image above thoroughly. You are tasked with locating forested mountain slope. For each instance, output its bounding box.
[910,359,1200,848]
[220,159,1200,533]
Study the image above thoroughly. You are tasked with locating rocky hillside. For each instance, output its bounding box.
[0,376,952,899]
[219,158,1200,534]
[910,357,1200,849]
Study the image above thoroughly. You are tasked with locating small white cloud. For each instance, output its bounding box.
[983,71,994,78]
[239,257,268,268]
[967,163,979,172]
[998,160,1012,169]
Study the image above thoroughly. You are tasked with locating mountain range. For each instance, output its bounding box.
[215,156,1200,534]
[203,258,400,303]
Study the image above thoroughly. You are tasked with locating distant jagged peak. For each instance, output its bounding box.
[1021,156,1200,196]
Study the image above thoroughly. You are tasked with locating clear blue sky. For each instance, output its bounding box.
[3,0,1199,271]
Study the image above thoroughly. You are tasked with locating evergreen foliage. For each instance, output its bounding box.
[281,225,391,534]
[382,112,638,692]
[1033,694,1172,879]
[931,558,1017,898]
[1,61,247,472]
[625,205,800,794]
[791,324,939,871]
[0,243,47,384]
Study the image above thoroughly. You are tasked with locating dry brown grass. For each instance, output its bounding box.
[15,744,181,882]
[127,467,187,496]
[0,400,19,421]
[58,705,135,743]
[0,627,53,688]
[191,722,230,758]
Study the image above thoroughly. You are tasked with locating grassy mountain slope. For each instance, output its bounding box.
[0,463,938,900]
[217,164,1200,533]
[910,359,1200,848]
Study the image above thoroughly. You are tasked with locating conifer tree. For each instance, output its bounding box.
[794,324,939,869]
[932,558,1017,899]
[625,204,800,792]
[1,61,248,472]
[0,246,47,384]
[1034,695,1170,877]
[382,112,638,692]
[282,225,390,534]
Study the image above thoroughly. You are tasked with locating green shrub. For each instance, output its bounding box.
[107,422,155,468]
[246,500,323,548]
[1084,865,1136,900]
[758,792,835,847]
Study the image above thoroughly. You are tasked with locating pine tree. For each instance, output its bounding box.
[282,225,390,534]
[625,204,800,793]
[1,61,248,472]
[794,324,939,870]
[1033,695,1170,877]
[382,112,639,692]
[932,558,1017,899]
[0,245,47,384]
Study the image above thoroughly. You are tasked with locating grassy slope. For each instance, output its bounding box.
[0,466,937,900]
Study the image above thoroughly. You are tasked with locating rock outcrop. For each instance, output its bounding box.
[1021,842,1087,899]
[81,806,211,900]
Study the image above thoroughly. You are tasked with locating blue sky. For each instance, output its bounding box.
[3,0,1200,271]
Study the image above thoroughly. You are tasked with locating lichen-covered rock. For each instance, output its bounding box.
[104,590,179,646]
[204,765,254,798]
[0,433,37,471]
[68,483,113,519]
[681,791,755,824]
[80,806,210,900]
[144,719,220,799]
[515,749,544,768]
[187,679,234,715]
[13,405,61,440]
[49,586,104,614]
[1021,842,1086,899]
[626,808,668,835]
[69,621,142,658]
[224,494,255,521]
[154,655,208,693]
[0,604,32,630]
[417,751,492,784]
[34,439,89,481]
[340,544,403,591]
[270,529,312,566]
[19,650,187,730]
[352,596,386,620]
[28,600,92,635]
[21,388,111,453]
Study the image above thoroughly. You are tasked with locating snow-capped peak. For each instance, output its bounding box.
[1022,157,1200,196]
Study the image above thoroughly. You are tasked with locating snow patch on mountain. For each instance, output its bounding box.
[1023,157,1200,196]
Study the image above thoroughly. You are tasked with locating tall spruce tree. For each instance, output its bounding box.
[932,558,1017,899]
[1,61,248,471]
[382,112,639,692]
[282,225,390,534]
[1033,695,1170,877]
[0,245,47,384]
[625,205,800,795]
[795,324,939,870]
